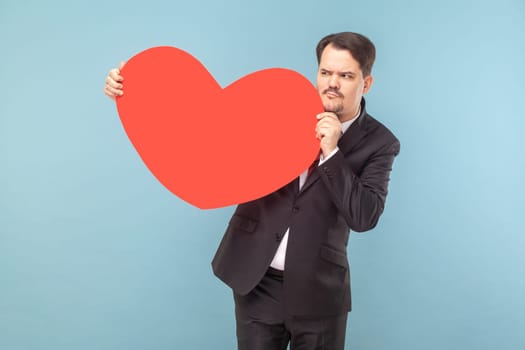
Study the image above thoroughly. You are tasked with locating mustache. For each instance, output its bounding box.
[323,88,343,97]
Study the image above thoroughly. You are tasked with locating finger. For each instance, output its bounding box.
[105,85,123,96]
[103,86,117,98]
[322,114,339,122]
[316,119,337,129]
[109,68,123,82]
[317,118,342,132]
[103,86,116,100]
[316,112,338,120]
[105,76,123,89]
[317,125,341,139]
[317,124,330,134]
[109,72,123,83]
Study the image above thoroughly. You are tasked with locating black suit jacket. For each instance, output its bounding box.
[212,99,400,317]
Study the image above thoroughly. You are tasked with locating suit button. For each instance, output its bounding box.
[275,233,283,242]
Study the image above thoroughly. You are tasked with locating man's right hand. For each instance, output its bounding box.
[103,61,125,101]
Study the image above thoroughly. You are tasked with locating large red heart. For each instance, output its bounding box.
[116,46,323,209]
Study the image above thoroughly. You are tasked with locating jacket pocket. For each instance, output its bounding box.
[319,245,347,269]
[228,214,258,233]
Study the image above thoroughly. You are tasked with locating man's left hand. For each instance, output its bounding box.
[316,112,342,157]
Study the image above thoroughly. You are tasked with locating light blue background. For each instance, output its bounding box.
[1,0,524,349]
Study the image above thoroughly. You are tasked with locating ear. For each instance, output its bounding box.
[363,75,374,94]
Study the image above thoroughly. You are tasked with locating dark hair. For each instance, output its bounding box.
[316,32,376,77]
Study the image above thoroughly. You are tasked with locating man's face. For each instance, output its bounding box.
[316,44,373,122]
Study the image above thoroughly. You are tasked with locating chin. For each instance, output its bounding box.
[323,103,343,115]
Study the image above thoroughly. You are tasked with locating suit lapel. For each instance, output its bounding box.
[299,166,320,194]
[338,112,368,156]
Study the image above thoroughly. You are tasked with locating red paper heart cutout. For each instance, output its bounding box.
[116,46,323,209]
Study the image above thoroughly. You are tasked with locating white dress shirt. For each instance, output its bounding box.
[270,108,361,270]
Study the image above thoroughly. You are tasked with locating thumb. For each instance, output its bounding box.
[119,61,126,70]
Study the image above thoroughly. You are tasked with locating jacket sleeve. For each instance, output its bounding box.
[317,139,400,232]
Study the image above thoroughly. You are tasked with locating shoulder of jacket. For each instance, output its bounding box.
[364,112,400,147]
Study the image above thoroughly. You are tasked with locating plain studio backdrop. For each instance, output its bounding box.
[1,0,524,349]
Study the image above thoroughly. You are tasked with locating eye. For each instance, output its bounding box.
[320,70,330,76]
[342,73,353,79]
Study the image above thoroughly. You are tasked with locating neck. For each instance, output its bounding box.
[339,105,361,122]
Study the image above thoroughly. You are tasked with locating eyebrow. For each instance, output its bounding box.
[320,68,356,76]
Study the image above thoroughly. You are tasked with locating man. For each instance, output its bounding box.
[104,32,400,350]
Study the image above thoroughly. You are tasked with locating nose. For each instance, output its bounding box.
[328,74,339,89]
